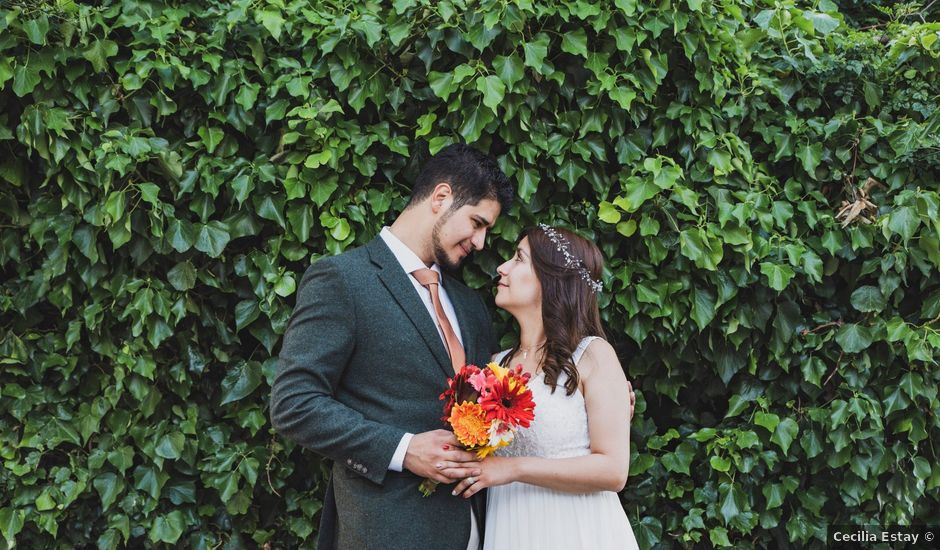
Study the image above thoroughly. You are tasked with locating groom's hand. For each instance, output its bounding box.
[403,429,481,483]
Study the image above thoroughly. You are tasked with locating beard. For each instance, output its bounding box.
[431,214,464,272]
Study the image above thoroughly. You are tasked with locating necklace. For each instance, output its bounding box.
[519,341,546,360]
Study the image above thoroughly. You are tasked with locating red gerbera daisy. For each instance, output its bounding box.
[479,366,536,427]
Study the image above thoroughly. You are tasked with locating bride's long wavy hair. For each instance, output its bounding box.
[500,226,606,395]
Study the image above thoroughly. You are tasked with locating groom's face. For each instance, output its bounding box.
[431,198,501,271]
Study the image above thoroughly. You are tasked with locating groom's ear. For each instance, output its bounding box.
[429,182,454,214]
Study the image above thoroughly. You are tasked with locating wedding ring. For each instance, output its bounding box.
[467,476,476,485]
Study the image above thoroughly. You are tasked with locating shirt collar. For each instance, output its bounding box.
[379,227,443,279]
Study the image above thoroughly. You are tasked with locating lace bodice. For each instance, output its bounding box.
[494,337,599,459]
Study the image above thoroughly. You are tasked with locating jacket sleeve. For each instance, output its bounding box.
[270,257,405,485]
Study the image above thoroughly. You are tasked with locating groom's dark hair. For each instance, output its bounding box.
[407,143,514,212]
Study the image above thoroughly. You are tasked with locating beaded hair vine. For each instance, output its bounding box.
[538,224,603,294]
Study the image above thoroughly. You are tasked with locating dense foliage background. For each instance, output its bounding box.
[2,0,939,547]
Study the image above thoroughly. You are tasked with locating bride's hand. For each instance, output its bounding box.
[452,456,516,498]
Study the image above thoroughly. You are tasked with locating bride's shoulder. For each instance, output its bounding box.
[576,338,620,379]
[490,349,512,363]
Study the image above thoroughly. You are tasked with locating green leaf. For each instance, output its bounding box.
[330,218,351,241]
[719,484,743,525]
[194,221,231,257]
[862,81,881,109]
[883,385,910,416]
[680,229,722,271]
[609,87,637,110]
[616,179,660,212]
[771,418,799,453]
[167,219,195,253]
[428,71,456,100]
[887,206,920,243]
[12,65,40,97]
[710,526,732,547]
[35,489,56,511]
[220,361,262,405]
[493,53,525,91]
[148,511,185,544]
[801,357,826,387]
[598,201,622,224]
[691,286,716,331]
[23,15,50,45]
[662,442,695,475]
[710,455,732,472]
[155,432,185,460]
[850,286,885,313]
[459,106,494,143]
[235,300,260,332]
[93,473,125,510]
[707,149,733,175]
[835,324,873,354]
[197,127,225,154]
[801,250,823,283]
[800,429,824,458]
[523,33,550,71]
[257,8,285,41]
[755,411,780,433]
[230,173,254,206]
[476,75,505,112]
[0,508,25,546]
[560,28,588,57]
[796,143,823,178]
[167,261,197,291]
[518,169,538,202]
[304,150,333,168]
[287,203,314,242]
[616,220,637,237]
[614,0,638,16]
[805,12,840,34]
[83,39,120,73]
[763,483,786,509]
[760,262,795,292]
[274,273,296,297]
[107,446,134,475]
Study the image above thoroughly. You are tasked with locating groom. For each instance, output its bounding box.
[270,144,515,550]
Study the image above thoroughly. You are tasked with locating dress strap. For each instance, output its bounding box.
[572,336,601,365]
[494,348,512,365]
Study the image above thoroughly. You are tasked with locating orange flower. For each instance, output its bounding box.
[448,401,491,448]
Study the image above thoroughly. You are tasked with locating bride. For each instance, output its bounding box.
[452,224,639,550]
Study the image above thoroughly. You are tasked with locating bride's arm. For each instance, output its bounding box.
[454,340,632,496]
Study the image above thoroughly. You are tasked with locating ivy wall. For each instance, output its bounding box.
[1,0,939,548]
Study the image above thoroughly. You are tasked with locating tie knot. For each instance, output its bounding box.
[411,268,440,287]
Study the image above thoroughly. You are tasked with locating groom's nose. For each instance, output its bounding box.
[471,228,486,251]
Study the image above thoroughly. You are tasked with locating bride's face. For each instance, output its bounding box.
[495,237,541,311]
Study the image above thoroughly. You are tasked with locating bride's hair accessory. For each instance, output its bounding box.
[538,224,603,294]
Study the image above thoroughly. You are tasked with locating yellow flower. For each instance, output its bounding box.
[448,401,491,448]
[486,362,508,381]
[475,445,498,458]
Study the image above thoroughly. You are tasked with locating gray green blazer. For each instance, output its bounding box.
[271,236,496,550]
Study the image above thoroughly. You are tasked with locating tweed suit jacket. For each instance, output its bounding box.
[271,236,496,550]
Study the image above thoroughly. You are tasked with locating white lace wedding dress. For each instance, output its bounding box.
[483,336,639,550]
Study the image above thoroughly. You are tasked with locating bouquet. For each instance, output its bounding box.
[419,362,536,496]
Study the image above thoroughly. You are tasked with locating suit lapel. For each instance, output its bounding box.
[443,273,479,367]
[368,238,453,378]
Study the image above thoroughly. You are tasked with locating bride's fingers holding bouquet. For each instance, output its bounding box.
[452,456,516,498]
